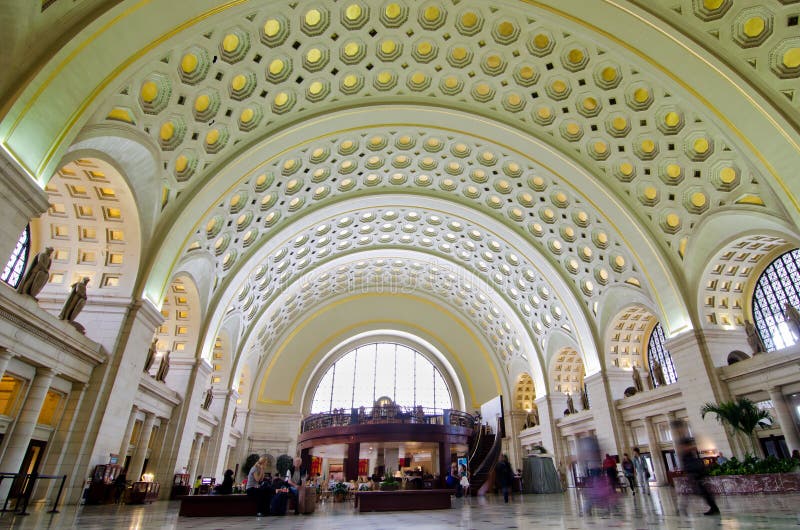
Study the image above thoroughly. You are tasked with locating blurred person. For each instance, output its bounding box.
[678,437,719,516]
[632,447,650,495]
[496,454,513,503]
[621,454,635,495]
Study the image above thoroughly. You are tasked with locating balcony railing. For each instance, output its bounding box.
[300,406,477,433]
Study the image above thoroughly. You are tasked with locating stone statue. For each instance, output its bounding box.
[59,277,89,323]
[144,337,158,373]
[632,365,643,392]
[202,387,214,410]
[231,408,238,428]
[17,247,53,299]
[580,387,590,410]
[745,320,766,354]
[566,393,577,414]
[156,350,171,382]
[784,303,800,340]
[652,360,667,387]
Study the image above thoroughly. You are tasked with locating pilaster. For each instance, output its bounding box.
[583,372,623,455]
[667,329,733,455]
[0,152,49,264]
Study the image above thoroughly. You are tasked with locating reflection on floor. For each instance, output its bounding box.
[0,488,798,529]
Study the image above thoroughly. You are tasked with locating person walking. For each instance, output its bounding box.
[621,454,636,495]
[496,454,513,503]
[678,437,719,516]
[632,448,650,495]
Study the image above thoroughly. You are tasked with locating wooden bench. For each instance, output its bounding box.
[178,494,258,516]
[355,489,452,512]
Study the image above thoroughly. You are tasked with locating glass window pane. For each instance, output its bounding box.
[753,249,800,352]
[1,227,30,289]
[415,352,434,408]
[312,369,334,412]
[374,343,396,402]
[647,323,677,386]
[330,353,355,410]
[395,346,415,407]
[433,370,451,410]
[310,342,454,413]
[353,346,376,408]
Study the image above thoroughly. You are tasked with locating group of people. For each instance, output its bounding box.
[245,456,307,517]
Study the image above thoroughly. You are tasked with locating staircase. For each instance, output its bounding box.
[467,422,501,496]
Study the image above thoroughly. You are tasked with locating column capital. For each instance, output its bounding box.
[35,366,56,378]
[768,385,784,395]
[0,348,14,361]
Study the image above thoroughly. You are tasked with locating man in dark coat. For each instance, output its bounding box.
[496,454,513,503]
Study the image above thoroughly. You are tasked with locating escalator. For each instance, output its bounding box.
[466,420,502,496]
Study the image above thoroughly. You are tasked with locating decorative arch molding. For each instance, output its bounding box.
[297,330,467,417]
[197,195,593,379]
[603,303,658,373]
[213,314,241,389]
[544,329,582,377]
[250,299,499,413]
[63,126,163,245]
[143,107,688,339]
[3,0,798,232]
[33,156,142,301]
[171,251,216,316]
[687,210,800,331]
[597,284,662,362]
[228,249,547,392]
[156,273,202,376]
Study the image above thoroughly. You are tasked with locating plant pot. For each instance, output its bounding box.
[334,492,347,502]
[379,483,399,491]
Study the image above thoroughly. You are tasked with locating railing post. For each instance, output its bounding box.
[16,472,36,515]
[0,474,14,512]
[47,475,67,514]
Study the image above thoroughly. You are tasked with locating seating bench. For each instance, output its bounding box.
[178,494,258,517]
[354,489,452,512]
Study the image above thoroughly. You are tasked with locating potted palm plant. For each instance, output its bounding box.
[379,470,400,491]
[701,397,773,456]
[332,481,349,502]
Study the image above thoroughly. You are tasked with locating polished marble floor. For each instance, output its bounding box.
[0,488,798,529]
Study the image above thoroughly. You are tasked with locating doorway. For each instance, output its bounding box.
[11,440,47,500]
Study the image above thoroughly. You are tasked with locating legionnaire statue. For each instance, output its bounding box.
[652,360,667,387]
[17,247,54,299]
[202,387,214,410]
[632,365,643,392]
[566,393,577,415]
[231,408,238,428]
[144,337,158,373]
[745,320,766,354]
[59,277,89,324]
[156,350,171,382]
[580,386,590,410]
[784,303,800,340]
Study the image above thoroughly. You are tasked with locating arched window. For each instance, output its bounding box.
[752,248,800,351]
[1,226,30,289]
[310,343,452,413]
[647,323,677,386]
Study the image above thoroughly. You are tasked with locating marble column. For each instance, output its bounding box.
[346,442,361,481]
[533,395,560,461]
[186,433,204,486]
[667,330,733,455]
[118,405,139,464]
[768,386,800,454]
[0,152,49,264]
[153,357,212,496]
[0,367,55,473]
[643,416,668,486]
[583,372,624,456]
[127,412,155,482]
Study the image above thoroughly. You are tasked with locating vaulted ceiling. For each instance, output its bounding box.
[2,0,799,408]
